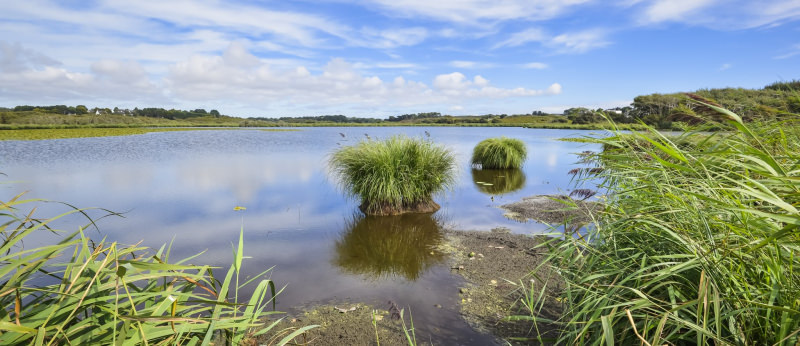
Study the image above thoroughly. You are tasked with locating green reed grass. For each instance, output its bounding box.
[328,135,456,215]
[471,137,527,169]
[516,106,800,344]
[0,191,315,345]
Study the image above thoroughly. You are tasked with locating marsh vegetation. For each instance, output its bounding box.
[522,105,800,344]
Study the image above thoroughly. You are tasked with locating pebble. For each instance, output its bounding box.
[490,279,497,286]
[434,304,442,309]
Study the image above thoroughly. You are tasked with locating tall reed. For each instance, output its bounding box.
[519,105,800,344]
[328,135,456,215]
[0,191,315,345]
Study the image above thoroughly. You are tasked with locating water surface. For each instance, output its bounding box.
[0,127,601,344]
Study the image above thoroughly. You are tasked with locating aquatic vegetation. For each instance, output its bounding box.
[334,213,445,280]
[471,168,526,195]
[328,135,456,215]
[471,137,527,169]
[0,190,315,345]
[521,104,800,344]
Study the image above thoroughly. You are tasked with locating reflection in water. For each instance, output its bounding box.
[334,213,445,281]
[471,168,526,195]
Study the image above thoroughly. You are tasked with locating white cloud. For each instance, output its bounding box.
[718,63,732,71]
[523,62,549,69]
[641,0,717,23]
[0,41,61,72]
[165,46,561,115]
[361,0,591,24]
[0,41,161,103]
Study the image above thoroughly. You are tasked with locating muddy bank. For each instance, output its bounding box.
[440,227,562,344]
[258,301,417,345]
[261,227,563,345]
[500,194,600,225]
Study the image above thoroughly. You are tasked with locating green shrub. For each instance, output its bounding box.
[520,105,800,344]
[471,137,527,169]
[328,135,456,215]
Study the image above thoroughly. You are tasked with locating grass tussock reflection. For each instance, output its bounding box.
[471,168,526,195]
[334,213,445,281]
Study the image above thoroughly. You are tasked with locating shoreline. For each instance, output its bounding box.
[258,227,564,345]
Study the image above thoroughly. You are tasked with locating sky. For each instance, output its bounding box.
[0,0,799,118]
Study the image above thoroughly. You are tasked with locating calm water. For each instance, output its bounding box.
[0,127,601,344]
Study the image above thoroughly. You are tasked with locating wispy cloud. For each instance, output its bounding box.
[358,0,590,24]
[522,62,549,69]
[639,0,716,24]
[494,28,611,54]
[493,28,547,48]
[449,61,497,69]
[633,0,800,29]
[774,44,800,59]
[718,63,732,71]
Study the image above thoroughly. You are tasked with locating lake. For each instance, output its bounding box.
[0,126,602,344]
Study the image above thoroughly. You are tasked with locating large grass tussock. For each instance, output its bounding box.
[471,137,527,169]
[328,135,456,215]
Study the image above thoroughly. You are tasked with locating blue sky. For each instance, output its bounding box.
[0,0,798,117]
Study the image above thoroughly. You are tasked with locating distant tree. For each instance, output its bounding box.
[565,107,604,124]
[210,109,220,117]
[76,105,88,114]
[193,109,207,114]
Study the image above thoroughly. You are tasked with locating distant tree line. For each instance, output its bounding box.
[250,115,382,123]
[6,105,225,119]
[387,112,442,122]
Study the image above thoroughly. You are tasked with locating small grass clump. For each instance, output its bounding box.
[328,135,456,215]
[471,137,527,169]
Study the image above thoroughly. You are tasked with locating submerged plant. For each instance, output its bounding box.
[522,104,800,344]
[471,137,527,169]
[328,135,456,215]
